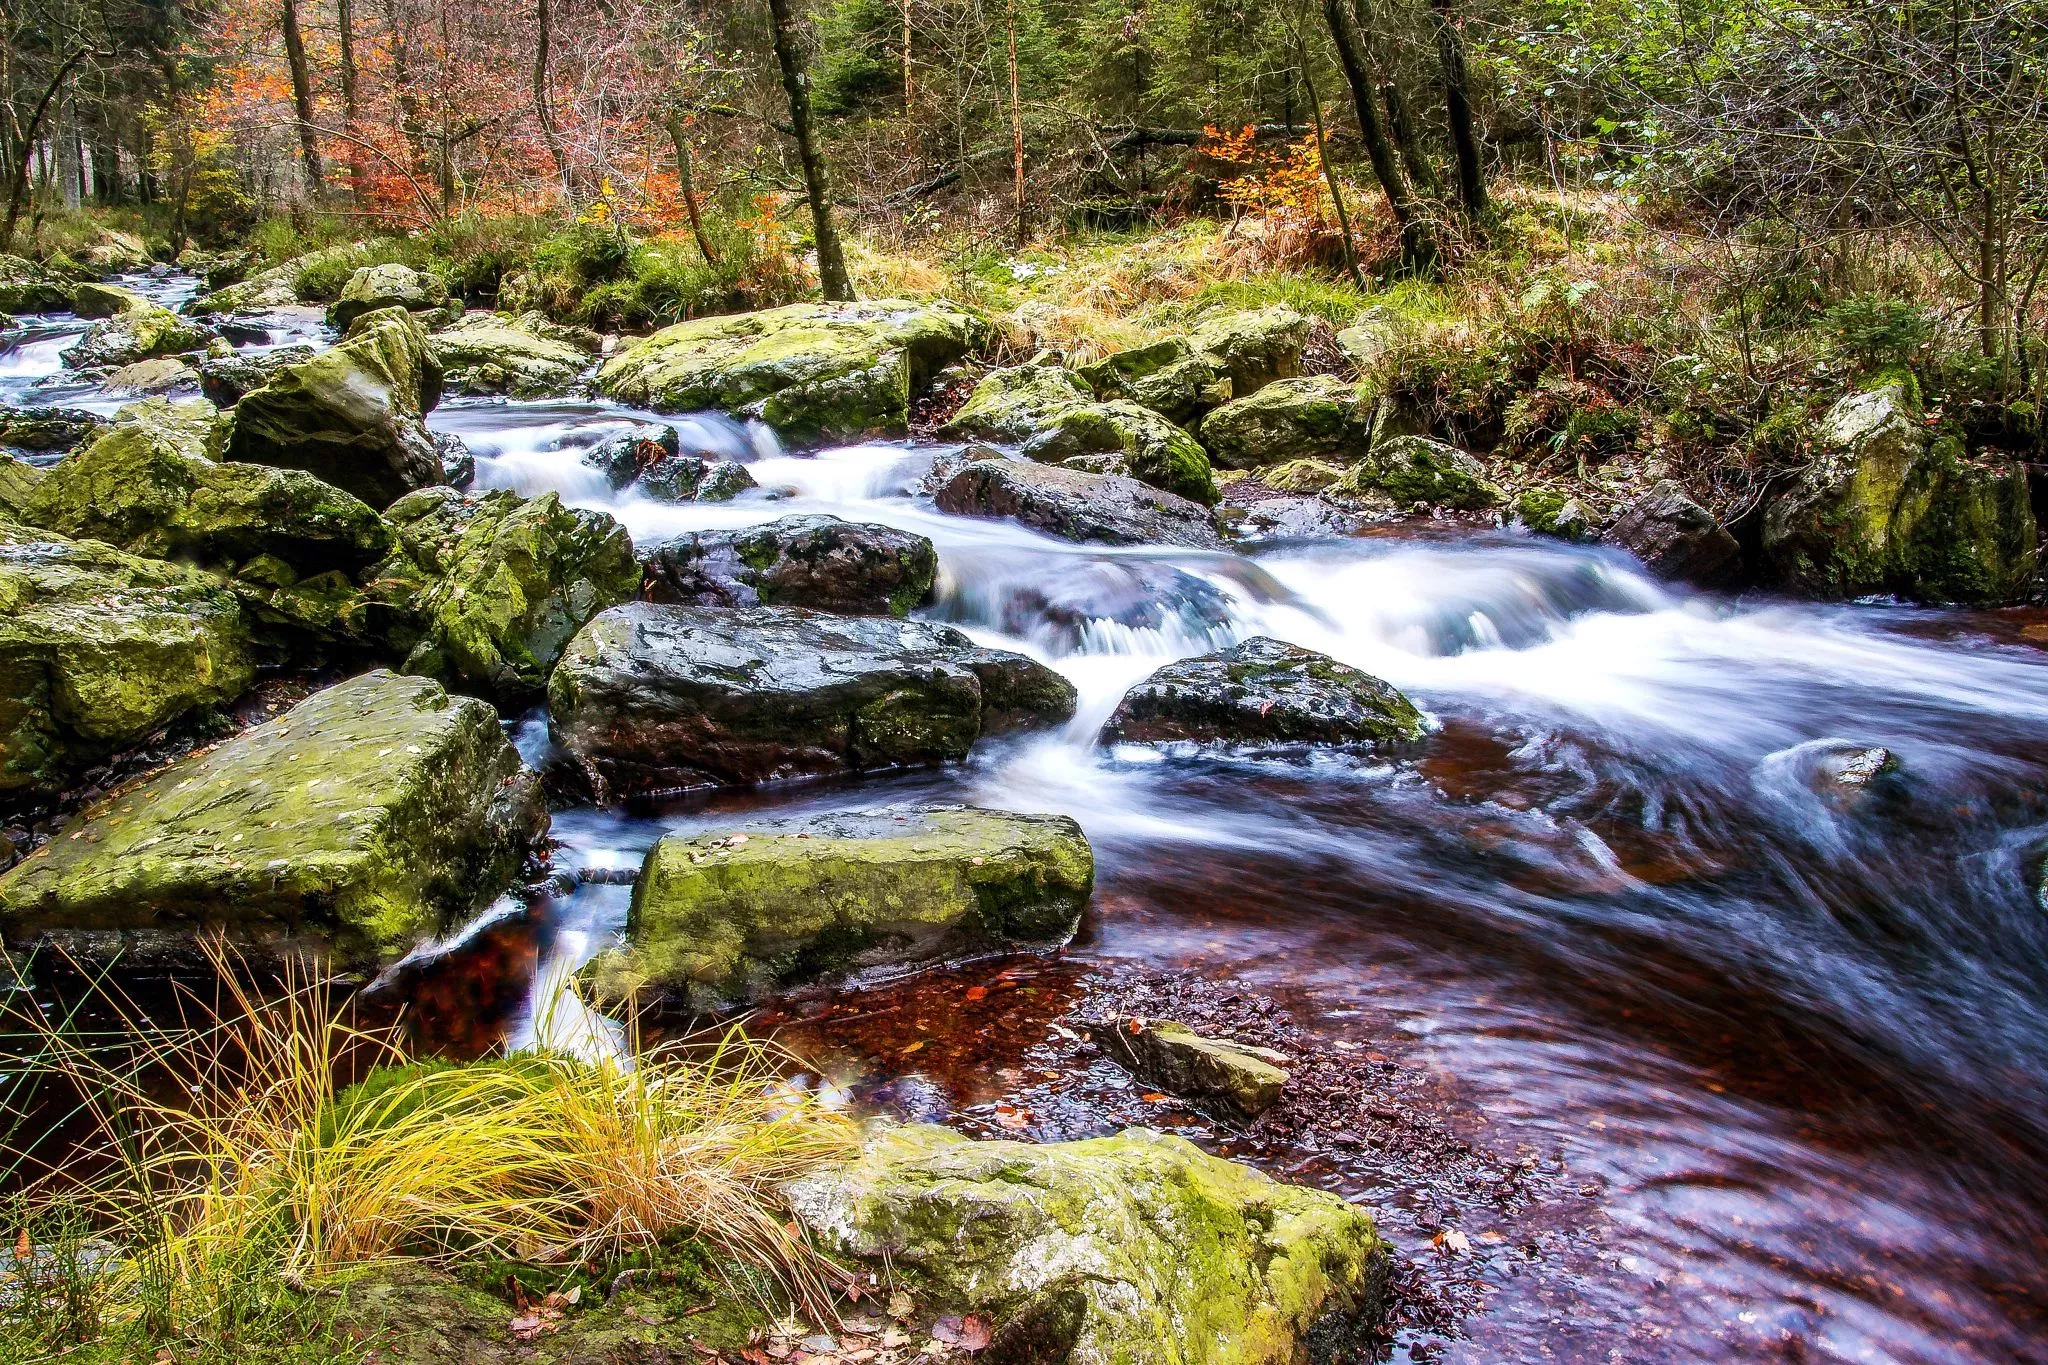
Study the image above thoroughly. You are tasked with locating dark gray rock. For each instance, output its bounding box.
[198,346,317,407]
[1102,636,1428,747]
[0,406,105,455]
[640,514,936,616]
[1607,480,1741,586]
[580,422,756,502]
[547,603,1077,797]
[934,458,1224,550]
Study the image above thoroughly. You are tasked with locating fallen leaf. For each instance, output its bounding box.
[1140,1092,1169,1103]
[1434,1228,1472,1254]
[887,1292,915,1322]
[963,986,987,1002]
[900,1040,925,1055]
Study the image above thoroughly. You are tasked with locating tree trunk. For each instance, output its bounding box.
[338,0,362,200]
[1319,0,1429,267]
[534,0,574,202]
[1425,0,1485,219]
[1380,74,1438,196]
[282,0,325,195]
[902,0,914,116]
[1008,0,1025,248]
[1,49,89,252]
[1290,24,1361,285]
[765,0,854,301]
[664,115,719,266]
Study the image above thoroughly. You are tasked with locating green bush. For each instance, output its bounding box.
[1822,295,1934,373]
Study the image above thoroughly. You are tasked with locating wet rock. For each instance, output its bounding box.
[190,243,364,314]
[1256,458,1346,493]
[1513,487,1594,542]
[1084,1015,1290,1120]
[372,486,638,702]
[62,301,211,370]
[224,306,445,508]
[20,419,390,576]
[1224,492,1379,540]
[1199,374,1375,469]
[547,602,1075,797]
[434,432,474,489]
[597,299,988,444]
[1334,434,1503,511]
[0,524,256,795]
[0,405,104,454]
[1188,305,1314,396]
[0,670,545,967]
[431,310,598,397]
[197,345,317,407]
[1762,384,2037,604]
[1103,636,1427,748]
[934,458,1224,550]
[940,361,1217,504]
[103,356,200,395]
[946,552,1239,654]
[69,281,147,319]
[783,1121,1388,1362]
[328,263,450,330]
[592,806,1093,1006]
[1607,480,1739,584]
[1819,744,1897,790]
[640,514,936,616]
[0,255,69,313]
[1078,337,1232,426]
[0,454,40,518]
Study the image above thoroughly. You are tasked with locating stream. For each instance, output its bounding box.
[9,282,2048,1361]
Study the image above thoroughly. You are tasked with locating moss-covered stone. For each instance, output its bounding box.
[0,254,69,313]
[62,301,211,370]
[431,310,598,397]
[1187,306,1313,396]
[597,299,989,444]
[190,244,366,314]
[0,525,255,794]
[224,306,445,509]
[1086,1016,1290,1120]
[1103,636,1427,748]
[69,281,148,319]
[1335,434,1502,511]
[328,262,450,330]
[0,670,544,965]
[21,420,390,575]
[594,806,1092,1006]
[1511,486,1592,541]
[371,486,638,701]
[0,405,103,453]
[1079,337,1232,425]
[1200,374,1375,469]
[0,453,41,518]
[1256,458,1346,494]
[784,1121,1388,1364]
[941,361,1219,504]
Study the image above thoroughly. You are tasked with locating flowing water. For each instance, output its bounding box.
[11,296,2048,1360]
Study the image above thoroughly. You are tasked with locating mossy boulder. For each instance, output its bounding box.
[1761,385,2036,604]
[1103,636,1427,748]
[941,361,1218,504]
[69,281,148,319]
[1188,306,1313,396]
[328,263,450,330]
[224,306,445,508]
[1255,458,1346,494]
[372,486,638,702]
[1079,336,1232,425]
[783,1121,1389,1364]
[0,254,68,313]
[190,243,365,314]
[547,603,1076,798]
[0,453,41,518]
[0,670,544,965]
[431,310,599,397]
[1199,374,1376,469]
[593,806,1093,1007]
[1086,1016,1290,1120]
[21,420,391,576]
[197,344,317,407]
[1512,486,1594,542]
[640,514,936,615]
[0,525,255,795]
[104,356,201,395]
[62,301,211,370]
[935,457,1225,549]
[597,299,989,444]
[1334,434,1503,511]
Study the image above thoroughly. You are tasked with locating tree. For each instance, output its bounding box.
[765,0,855,300]
[281,0,325,196]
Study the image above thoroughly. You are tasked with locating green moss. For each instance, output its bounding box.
[430,311,597,397]
[1200,374,1375,469]
[1338,435,1502,511]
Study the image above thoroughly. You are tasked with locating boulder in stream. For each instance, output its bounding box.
[1332,435,1503,512]
[1199,373,1376,469]
[1078,336,1233,425]
[577,422,755,501]
[327,263,450,330]
[934,458,1224,550]
[1606,480,1739,585]
[547,602,1075,797]
[592,805,1092,1006]
[783,1121,1388,1362]
[0,524,256,795]
[0,670,545,966]
[1103,636,1427,748]
[69,281,148,319]
[0,255,69,314]
[639,514,935,616]
[596,299,988,444]
[431,310,599,397]
[62,301,211,370]
[0,405,104,454]
[1084,1015,1291,1120]
[197,345,317,407]
[223,306,445,509]
[0,454,41,517]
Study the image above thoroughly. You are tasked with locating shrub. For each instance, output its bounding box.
[1822,295,1935,374]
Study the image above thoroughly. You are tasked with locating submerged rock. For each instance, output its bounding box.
[597,299,987,444]
[431,310,599,397]
[1606,480,1739,585]
[0,525,255,794]
[1085,1016,1290,1120]
[327,263,449,330]
[547,603,1075,797]
[639,514,936,616]
[0,670,544,966]
[62,301,210,370]
[373,486,638,702]
[1103,636,1427,748]
[784,1121,1388,1363]
[224,306,445,508]
[940,361,1217,504]
[935,458,1224,550]
[593,806,1093,1007]
[1333,434,1502,511]
[1200,374,1375,469]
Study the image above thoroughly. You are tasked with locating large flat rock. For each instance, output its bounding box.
[547,602,1075,797]
[594,805,1093,1006]
[934,458,1224,550]
[0,670,545,965]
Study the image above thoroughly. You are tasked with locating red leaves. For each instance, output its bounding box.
[932,1314,992,1352]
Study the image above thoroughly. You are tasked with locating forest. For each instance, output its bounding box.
[1,0,2047,1360]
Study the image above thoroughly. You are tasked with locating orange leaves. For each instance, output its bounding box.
[1199,124,1336,232]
